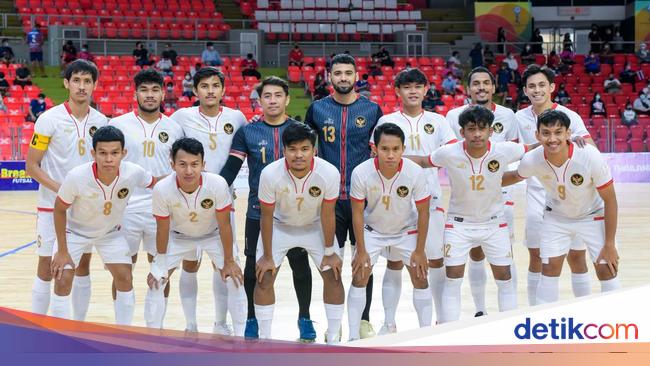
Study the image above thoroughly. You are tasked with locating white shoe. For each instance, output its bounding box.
[377,323,397,335]
[213,322,233,336]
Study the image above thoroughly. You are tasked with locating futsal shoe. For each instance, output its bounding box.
[244,318,259,339]
[360,320,376,339]
[297,317,317,343]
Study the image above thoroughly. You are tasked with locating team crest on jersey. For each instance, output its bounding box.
[355,116,367,128]
[423,123,435,134]
[309,186,322,197]
[324,118,335,125]
[89,126,98,137]
[201,198,214,209]
[117,188,129,199]
[571,174,584,186]
[224,123,234,135]
[159,131,169,143]
[487,160,500,172]
[396,186,409,198]
[492,122,504,134]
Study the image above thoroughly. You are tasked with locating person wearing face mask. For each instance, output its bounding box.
[603,73,622,94]
[182,72,193,98]
[621,103,638,126]
[78,44,94,63]
[588,25,601,53]
[442,72,458,95]
[163,82,178,110]
[620,63,637,84]
[590,93,606,117]
[554,83,571,105]
[633,91,650,114]
[584,51,601,74]
[0,38,15,65]
[520,43,535,65]
[636,43,650,64]
[504,52,518,72]
[611,30,624,53]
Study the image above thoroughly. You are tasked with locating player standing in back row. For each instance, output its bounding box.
[306,54,383,338]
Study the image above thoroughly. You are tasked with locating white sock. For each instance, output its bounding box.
[468,259,486,313]
[441,277,462,323]
[495,279,517,312]
[226,278,247,337]
[428,266,445,323]
[254,304,274,339]
[213,271,228,325]
[144,286,165,328]
[161,297,168,328]
[510,260,518,293]
[536,275,560,304]
[31,277,51,314]
[381,268,402,326]
[571,272,592,297]
[71,275,91,321]
[527,271,541,306]
[347,285,366,340]
[114,289,135,325]
[600,277,621,292]
[413,287,433,327]
[50,293,71,319]
[324,303,344,344]
[179,270,198,330]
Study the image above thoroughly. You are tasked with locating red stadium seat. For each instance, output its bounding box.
[614,138,629,153]
[629,138,645,152]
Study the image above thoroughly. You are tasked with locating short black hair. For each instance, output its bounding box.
[394,68,428,88]
[522,64,555,86]
[171,137,204,161]
[0,72,4,78]
[282,123,317,147]
[330,54,356,70]
[37,93,45,98]
[206,42,214,47]
[458,105,494,129]
[134,69,164,88]
[193,67,225,89]
[64,59,98,82]
[373,122,405,145]
[467,66,496,86]
[256,76,289,96]
[92,125,125,150]
[537,109,570,130]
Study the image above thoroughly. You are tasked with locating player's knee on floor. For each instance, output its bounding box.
[469,246,486,261]
[567,250,589,273]
[428,258,443,268]
[182,260,200,272]
[387,260,404,270]
[446,265,465,279]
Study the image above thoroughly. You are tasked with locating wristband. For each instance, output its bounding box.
[324,246,335,256]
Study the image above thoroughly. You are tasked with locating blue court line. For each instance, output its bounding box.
[0,240,36,258]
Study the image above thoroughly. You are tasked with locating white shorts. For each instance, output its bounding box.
[36,211,56,257]
[540,213,614,263]
[443,218,512,267]
[382,207,444,261]
[53,227,132,268]
[255,222,339,271]
[367,228,418,266]
[122,211,157,256]
[168,233,240,270]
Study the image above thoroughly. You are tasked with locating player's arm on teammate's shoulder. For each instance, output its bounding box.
[502,171,525,187]
[572,135,596,148]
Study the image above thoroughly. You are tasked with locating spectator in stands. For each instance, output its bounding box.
[78,44,94,63]
[496,62,511,103]
[374,45,394,68]
[554,83,571,105]
[201,42,223,67]
[403,62,414,71]
[604,73,622,94]
[546,50,561,73]
[26,24,46,77]
[0,72,9,97]
[27,93,47,122]
[182,72,193,98]
[515,87,530,109]
[530,28,544,54]
[249,87,260,109]
[562,33,573,53]
[163,82,178,110]
[288,43,304,67]
[600,43,614,65]
[590,93,606,117]
[354,73,371,98]
[190,62,202,77]
[633,92,650,114]
[441,72,458,95]
[636,43,650,64]
[443,60,463,79]
[0,96,6,113]
[483,45,495,66]
[448,51,462,67]
[368,53,382,76]
[155,54,174,77]
[588,25,601,53]
[325,53,336,71]
[0,39,15,65]
[584,51,601,74]
[241,53,261,80]
[60,40,77,74]
[469,43,483,68]
[312,72,329,100]
[612,30,625,53]
[620,63,638,84]
[497,27,506,54]
[621,103,638,126]
[162,43,178,66]
[14,66,32,88]
[133,41,153,67]
[602,27,614,44]
[520,44,535,65]
[504,52,518,72]
[422,82,444,111]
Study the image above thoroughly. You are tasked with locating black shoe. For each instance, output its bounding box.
[474,311,486,317]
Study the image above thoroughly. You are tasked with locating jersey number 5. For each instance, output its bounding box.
[209,133,217,150]
[558,185,566,200]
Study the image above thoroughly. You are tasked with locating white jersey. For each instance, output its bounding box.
[373,110,457,208]
[109,111,184,212]
[430,141,526,222]
[30,103,108,210]
[350,157,430,235]
[152,172,232,239]
[446,103,519,143]
[57,161,154,238]
[258,157,339,227]
[517,143,612,219]
[170,106,247,173]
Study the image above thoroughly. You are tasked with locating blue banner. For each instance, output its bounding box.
[0,160,39,191]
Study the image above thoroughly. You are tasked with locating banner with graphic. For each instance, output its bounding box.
[0,160,38,190]
[475,2,532,43]
[635,1,650,44]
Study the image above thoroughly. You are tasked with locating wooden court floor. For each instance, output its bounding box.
[1,183,648,342]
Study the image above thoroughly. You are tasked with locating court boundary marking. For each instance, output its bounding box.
[0,240,36,258]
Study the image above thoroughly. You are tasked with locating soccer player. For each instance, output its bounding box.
[170,67,248,333]
[26,59,107,319]
[444,67,519,317]
[516,65,596,305]
[306,53,383,338]
[349,123,432,340]
[220,76,316,341]
[503,109,620,304]
[371,68,457,332]
[253,124,344,343]
[147,138,246,335]
[50,126,155,325]
[109,69,184,328]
